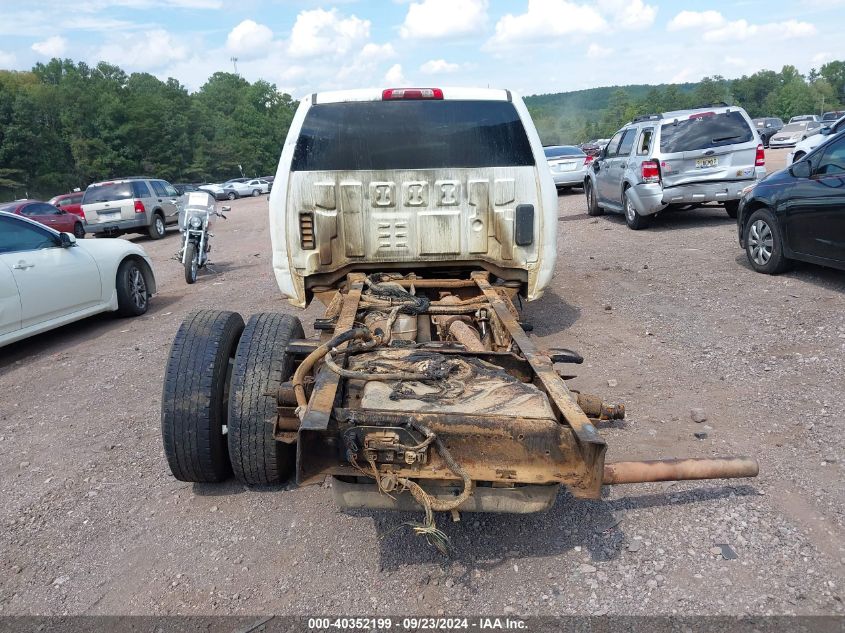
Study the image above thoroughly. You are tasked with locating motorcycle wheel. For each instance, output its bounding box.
[184,242,198,284]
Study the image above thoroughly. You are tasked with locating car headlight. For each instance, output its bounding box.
[189,216,203,229]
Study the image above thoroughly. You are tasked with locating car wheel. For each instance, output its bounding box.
[116,258,150,317]
[744,208,791,274]
[228,313,304,486]
[227,192,237,200]
[585,180,603,216]
[724,200,739,219]
[184,242,198,284]
[252,189,260,197]
[161,311,245,483]
[623,189,651,230]
[73,223,85,239]
[148,213,165,239]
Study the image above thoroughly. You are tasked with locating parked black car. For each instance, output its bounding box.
[173,183,201,195]
[738,130,845,274]
[752,117,784,147]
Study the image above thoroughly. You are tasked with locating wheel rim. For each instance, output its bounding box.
[587,183,594,208]
[625,196,636,222]
[74,224,84,238]
[129,266,147,309]
[156,217,164,235]
[228,193,235,200]
[253,190,259,196]
[748,219,774,265]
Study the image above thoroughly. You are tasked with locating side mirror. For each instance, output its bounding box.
[820,126,831,136]
[59,232,76,248]
[790,160,811,179]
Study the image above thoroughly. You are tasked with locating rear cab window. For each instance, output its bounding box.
[659,110,753,154]
[291,100,535,171]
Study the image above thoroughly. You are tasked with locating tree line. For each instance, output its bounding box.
[0,58,297,201]
[525,61,845,145]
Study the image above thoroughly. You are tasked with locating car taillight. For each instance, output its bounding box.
[134,199,146,213]
[641,160,660,183]
[584,155,594,165]
[382,88,443,100]
[755,144,765,167]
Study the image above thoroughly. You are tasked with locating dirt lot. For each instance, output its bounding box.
[1,149,844,616]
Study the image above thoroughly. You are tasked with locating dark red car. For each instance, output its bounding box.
[49,192,85,219]
[0,199,86,238]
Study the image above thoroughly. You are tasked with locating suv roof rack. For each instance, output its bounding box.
[631,113,662,123]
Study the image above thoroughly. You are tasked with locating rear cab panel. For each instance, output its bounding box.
[269,88,557,307]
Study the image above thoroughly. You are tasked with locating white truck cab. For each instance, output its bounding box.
[268,87,557,306]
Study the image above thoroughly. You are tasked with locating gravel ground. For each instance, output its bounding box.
[1,149,843,616]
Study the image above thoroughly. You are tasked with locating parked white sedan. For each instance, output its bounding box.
[0,212,156,348]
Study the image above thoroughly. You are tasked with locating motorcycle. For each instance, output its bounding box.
[177,191,228,284]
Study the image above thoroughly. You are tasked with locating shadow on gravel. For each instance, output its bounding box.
[347,483,758,571]
[521,291,581,336]
[734,254,845,294]
[558,212,590,223]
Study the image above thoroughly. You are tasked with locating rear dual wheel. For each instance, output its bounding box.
[161,310,303,485]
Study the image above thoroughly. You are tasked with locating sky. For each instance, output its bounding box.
[0,0,842,98]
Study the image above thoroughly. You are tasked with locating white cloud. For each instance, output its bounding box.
[226,20,274,60]
[586,43,613,59]
[420,59,460,74]
[703,19,816,43]
[667,10,725,31]
[0,50,16,67]
[358,42,396,62]
[812,51,833,65]
[95,29,189,69]
[400,0,488,39]
[32,36,67,57]
[596,0,656,30]
[288,8,370,58]
[385,63,406,84]
[486,0,606,49]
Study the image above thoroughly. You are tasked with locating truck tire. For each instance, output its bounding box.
[228,313,304,486]
[161,310,245,482]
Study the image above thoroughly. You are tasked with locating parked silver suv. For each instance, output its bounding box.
[584,105,765,229]
[81,177,182,239]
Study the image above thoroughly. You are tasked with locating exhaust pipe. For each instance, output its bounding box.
[603,457,759,485]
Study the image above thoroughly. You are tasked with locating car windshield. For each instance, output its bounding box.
[781,123,807,133]
[82,182,134,203]
[292,100,535,171]
[544,146,584,158]
[822,112,843,121]
[659,110,753,153]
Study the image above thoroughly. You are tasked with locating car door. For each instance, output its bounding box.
[151,180,180,223]
[0,216,102,328]
[784,134,845,263]
[595,129,624,202]
[18,202,63,231]
[34,203,76,233]
[0,255,22,337]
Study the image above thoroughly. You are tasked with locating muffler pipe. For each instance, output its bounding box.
[603,457,759,485]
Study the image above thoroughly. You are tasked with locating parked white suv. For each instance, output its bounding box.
[268,87,557,307]
[584,104,765,229]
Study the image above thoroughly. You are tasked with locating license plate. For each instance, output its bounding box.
[557,161,576,171]
[99,211,120,221]
[695,157,718,168]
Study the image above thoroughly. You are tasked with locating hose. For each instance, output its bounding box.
[291,327,374,409]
